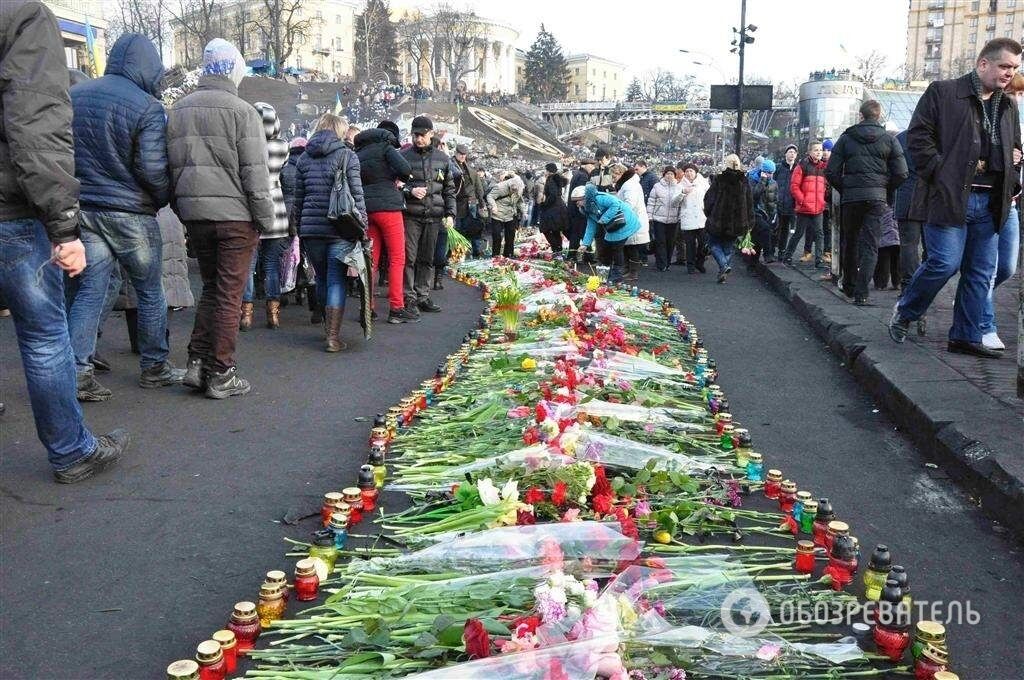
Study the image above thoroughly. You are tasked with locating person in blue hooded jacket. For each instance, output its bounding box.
[66,33,183,402]
[570,183,640,284]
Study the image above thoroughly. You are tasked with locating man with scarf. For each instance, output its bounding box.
[890,38,1023,359]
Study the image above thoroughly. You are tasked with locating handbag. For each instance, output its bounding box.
[604,211,627,233]
[327,151,367,240]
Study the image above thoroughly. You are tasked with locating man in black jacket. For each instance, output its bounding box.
[890,38,1022,358]
[825,99,908,305]
[771,145,798,262]
[399,116,456,315]
[0,0,129,483]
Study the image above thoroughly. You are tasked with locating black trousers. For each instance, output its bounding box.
[840,201,887,298]
[772,214,793,257]
[873,245,900,290]
[897,218,924,287]
[679,229,705,270]
[651,221,678,271]
[490,220,516,258]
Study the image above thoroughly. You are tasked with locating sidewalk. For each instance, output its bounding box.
[758,258,1024,535]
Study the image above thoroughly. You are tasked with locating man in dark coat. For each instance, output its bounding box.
[0,0,129,483]
[892,129,922,288]
[890,38,1023,358]
[398,116,456,315]
[825,99,908,305]
[453,145,486,257]
[634,160,658,202]
[771,144,798,261]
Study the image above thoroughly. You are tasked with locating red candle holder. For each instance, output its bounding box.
[764,470,783,500]
[294,558,320,601]
[794,540,816,574]
[361,487,379,513]
[226,602,260,653]
[212,630,237,674]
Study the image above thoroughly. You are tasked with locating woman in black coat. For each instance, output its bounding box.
[703,154,753,284]
[538,163,569,254]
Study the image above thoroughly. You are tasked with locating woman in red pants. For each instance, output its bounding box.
[354,121,416,323]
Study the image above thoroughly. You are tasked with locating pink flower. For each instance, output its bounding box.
[755,643,782,661]
[561,508,581,522]
[507,406,531,419]
[634,500,652,517]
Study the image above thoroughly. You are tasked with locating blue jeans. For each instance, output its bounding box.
[243,237,290,302]
[980,204,1020,335]
[0,218,97,469]
[68,210,168,371]
[897,192,999,343]
[304,239,353,309]
[708,234,735,272]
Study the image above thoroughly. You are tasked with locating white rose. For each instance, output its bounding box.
[549,586,568,604]
[500,479,519,502]
[583,590,598,607]
[548,571,565,588]
[477,478,500,506]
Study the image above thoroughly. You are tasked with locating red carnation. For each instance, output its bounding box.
[614,507,639,540]
[535,402,548,423]
[780,515,799,535]
[592,494,614,515]
[522,427,540,445]
[591,465,613,498]
[551,481,568,506]
[524,486,546,505]
[463,618,490,659]
[513,614,542,635]
[516,509,536,525]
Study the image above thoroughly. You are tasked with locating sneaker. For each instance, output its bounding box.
[717,272,728,284]
[417,299,442,313]
[54,429,130,484]
[782,257,793,266]
[183,357,205,391]
[388,308,420,324]
[800,252,813,263]
[77,373,112,402]
[91,351,112,373]
[139,361,186,388]
[982,331,1006,350]
[888,303,910,344]
[205,367,251,399]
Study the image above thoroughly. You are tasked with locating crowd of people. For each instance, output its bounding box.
[0,0,1020,486]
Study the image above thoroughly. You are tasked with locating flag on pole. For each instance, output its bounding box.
[84,17,105,77]
[334,92,343,115]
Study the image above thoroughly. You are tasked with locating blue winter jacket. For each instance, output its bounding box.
[580,184,640,246]
[71,33,169,215]
[892,130,918,221]
[294,129,367,240]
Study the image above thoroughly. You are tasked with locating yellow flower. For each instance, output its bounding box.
[521,357,537,371]
[586,276,601,292]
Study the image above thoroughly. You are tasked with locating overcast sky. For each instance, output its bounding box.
[468,0,909,86]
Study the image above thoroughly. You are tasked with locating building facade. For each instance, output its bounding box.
[395,13,520,94]
[565,54,626,102]
[797,75,923,144]
[171,0,356,78]
[43,0,108,73]
[906,0,1023,82]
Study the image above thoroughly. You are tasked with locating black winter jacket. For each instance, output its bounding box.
[825,120,908,204]
[752,178,778,221]
[71,33,169,215]
[294,130,367,240]
[0,0,80,242]
[775,161,797,215]
[281,151,300,220]
[703,168,753,240]
[907,73,1021,228]
[892,130,919,220]
[638,170,658,201]
[354,128,412,213]
[399,144,456,220]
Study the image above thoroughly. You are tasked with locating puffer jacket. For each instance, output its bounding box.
[280,150,301,222]
[116,207,194,309]
[399,143,457,220]
[615,171,650,246]
[825,119,908,204]
[294,129,367,240]
[704,168,753,240]
[752,177,778,219]
[775,160,797,215]
[252,103,289,239]
[0,0,80,243]
[354,128,412,213]
[581,183,641,246]
[166,74,274,231]
[790,157,828,215]
[486,175,525,223]
[677,174,709,231]
[646,177,682,224]
[71,33,168,215]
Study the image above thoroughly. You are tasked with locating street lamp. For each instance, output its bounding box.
[731,1,756,155]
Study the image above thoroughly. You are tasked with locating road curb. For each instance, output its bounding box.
[758,262,1024,538]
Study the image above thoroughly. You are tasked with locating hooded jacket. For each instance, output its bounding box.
[0,0,80,243]
[253,103,290,239]
[615,171,650,246]
[752,176,778,220]
[637,169,658,201]
[399,143,457,220]
[825,119,908,204]
[677,174,709,231]
[646,176,682,224]
[166,74,274,231]
[293,129,366,240]
[580,183,641,246]
[486,175,525,223]
[354,128,412,213]
[71,33,169,215]
[703,167,753,240]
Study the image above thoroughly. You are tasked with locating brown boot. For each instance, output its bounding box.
[239,302,254,331]
[266,299,281,329]
[324,305,346,352]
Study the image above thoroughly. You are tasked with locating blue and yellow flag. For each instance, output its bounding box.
[84,17,105,76]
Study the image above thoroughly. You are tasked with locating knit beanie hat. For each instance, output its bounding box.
[822,138,835,151]
[784,144,798,154]
[203,39,246,87]
[760,159,776,174]
[288,137,308,150]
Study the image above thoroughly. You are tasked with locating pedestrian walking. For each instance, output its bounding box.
[431,137,461,290]
[704,155,754,284]
[771,145,798,262]
[890,38,1023,359]
[398,116,456,316]
[0,0,129,482]
[571,184,642,285]
[355,121,414,325]
[782,141,828,268]
[241,102,291,331]
[825,99,908,305]
[677,164,710,274]
[486,172,525,258]
[646,166,683,271]
[293,113,368,351]
[611,163,651,285]
[280,136,318,319]
[67,32,184,401]
[167,38,275,397]
[538,163,570,254]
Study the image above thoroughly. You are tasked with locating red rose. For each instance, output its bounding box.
[780,515,799,535]
[551,481,568,507]
[524,486,546,505]
[522,427,540,445]
[513,614,542,635]
[592,494,613,515]
[591,465,613,498]
[535,402,548,423]
[516,509,536,525]
[463,618,490,659]
[614,507,639,540]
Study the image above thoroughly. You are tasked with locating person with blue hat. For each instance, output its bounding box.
[750,159,778,266]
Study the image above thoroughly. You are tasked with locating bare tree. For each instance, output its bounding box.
[854,50,889,85]
[108,0,169,57]
[168,0,221,68]
[252,0,314,75]
[429,3,489,101]
[664,73,699,104]
[397,12,436,90]
[640,69,696,104]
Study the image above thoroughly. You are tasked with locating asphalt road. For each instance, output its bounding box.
[1,263,1021,679]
